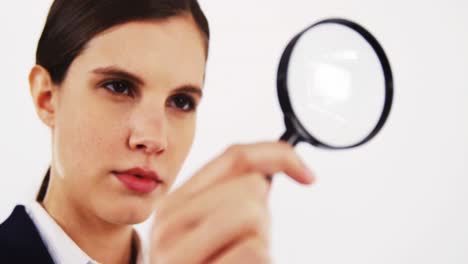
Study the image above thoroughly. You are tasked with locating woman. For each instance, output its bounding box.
[0,0,315,263]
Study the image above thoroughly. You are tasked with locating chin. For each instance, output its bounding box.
[98,198,155,225]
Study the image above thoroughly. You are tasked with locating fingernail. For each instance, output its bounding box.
[302,167,316,184]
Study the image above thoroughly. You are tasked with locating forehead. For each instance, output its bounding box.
[69,15,207,87]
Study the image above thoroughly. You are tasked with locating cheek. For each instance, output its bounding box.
[53,97,126,182]
[167,116,196,173]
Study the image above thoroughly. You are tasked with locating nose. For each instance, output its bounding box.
[128,106,168,155]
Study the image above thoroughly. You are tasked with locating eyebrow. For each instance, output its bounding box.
[91,65,203,98]
[173,85,203,99]
[91,66,145,86]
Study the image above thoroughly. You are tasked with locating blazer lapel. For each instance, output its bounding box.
[0,205,55,263]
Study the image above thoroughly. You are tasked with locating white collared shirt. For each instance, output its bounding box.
[25,201,147,264]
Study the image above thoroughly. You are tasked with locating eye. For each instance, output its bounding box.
[102,80,135,97]
[168,94,197,112]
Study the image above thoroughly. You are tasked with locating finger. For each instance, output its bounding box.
[211,237,270,264]
[154,173,268,249]
[158,142,314,208]
[155,142,314,216]
[156,195,270,264]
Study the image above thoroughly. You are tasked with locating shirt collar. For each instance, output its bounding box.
[26,201,147,264]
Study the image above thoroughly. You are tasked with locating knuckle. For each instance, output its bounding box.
[225,144,251,168]
[224,144,243,156]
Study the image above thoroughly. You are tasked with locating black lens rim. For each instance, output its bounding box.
[277,18,394,149]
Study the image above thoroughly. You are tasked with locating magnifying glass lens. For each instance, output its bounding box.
[287,23,387,148]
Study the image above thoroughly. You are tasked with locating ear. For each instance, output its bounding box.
[29,65,58,128]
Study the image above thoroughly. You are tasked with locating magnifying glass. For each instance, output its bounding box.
[277,18,393,149]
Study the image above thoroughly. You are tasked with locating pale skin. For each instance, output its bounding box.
[29,14,315,264]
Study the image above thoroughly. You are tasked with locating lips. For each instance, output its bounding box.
[113,167,162,193]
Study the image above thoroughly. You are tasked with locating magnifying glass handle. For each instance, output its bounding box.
[266,129,302,183]
[279,129,301,145]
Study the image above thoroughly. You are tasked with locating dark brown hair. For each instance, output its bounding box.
[36,0,210,202]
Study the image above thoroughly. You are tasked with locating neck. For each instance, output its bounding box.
[42,177,135,264]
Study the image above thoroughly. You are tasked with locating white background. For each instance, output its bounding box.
[1,1,467,263]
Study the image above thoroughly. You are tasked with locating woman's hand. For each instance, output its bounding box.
[150,142,315,264]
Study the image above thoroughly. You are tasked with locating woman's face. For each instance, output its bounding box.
[49,15,206,224]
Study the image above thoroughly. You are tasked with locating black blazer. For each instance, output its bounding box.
[0,205,55,263]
